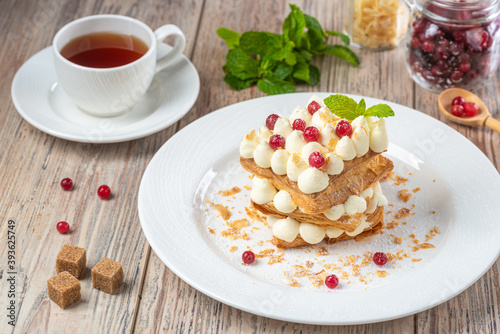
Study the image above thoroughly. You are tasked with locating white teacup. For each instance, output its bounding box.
[53,15,186,117]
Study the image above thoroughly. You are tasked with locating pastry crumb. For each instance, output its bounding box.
[412,187,421,193]
[398,189,412,202]
[218,186,241,196]
[229,246,238,253]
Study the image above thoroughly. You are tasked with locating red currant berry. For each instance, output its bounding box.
[308,151,325,168]
[451,96,465,106]
[292,118,306,131]
[463,102,479,117]
[422,40,435,53]
[325,274,339,289]
[373,252,388,266]
[266,114,279,130]
[411,37,421,49]
[97,185,111,199]
[335,120,353,138]
[303,126,320,142]
[458,62,471,73]
[242,251,255,264]
[60,178,73,190]
[56,221,70,234]
[307,101,321,115]
[451,105,465,117]
[269,134,286,150]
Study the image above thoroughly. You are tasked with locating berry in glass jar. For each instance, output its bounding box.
[405,0,500,92]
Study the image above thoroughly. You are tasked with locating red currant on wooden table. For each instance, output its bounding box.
[451,105,465,117]
[303,126,320,142]
[451,96,465,106]
[308,151,325,168]
[292,118,306,131]
[97,185,111,199]
[60,178,73,190]
[335,120,353,138]
[269,134,285,150]
[266,114,279,130]
[463,102,479,117]
[242,251,255,264]
[56,221,70,234]
[307,101,321,115]
[373,252,388,266]
[325,274,339,289]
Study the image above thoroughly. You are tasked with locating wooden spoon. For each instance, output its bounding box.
[437,88,500,133]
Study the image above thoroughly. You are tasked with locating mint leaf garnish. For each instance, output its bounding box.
[364,104,396,118]
[324,95,359,120]
[356,98,366,115]
[218,5,360,95]
[324,95,395,120]
[217,28,240,49]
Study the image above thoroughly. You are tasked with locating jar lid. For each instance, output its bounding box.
[412,0,500,23]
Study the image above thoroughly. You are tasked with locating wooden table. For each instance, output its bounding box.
[1,0,499,332]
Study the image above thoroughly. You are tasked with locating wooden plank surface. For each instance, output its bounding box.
[0,0,498,333]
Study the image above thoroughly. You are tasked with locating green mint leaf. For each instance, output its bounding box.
[326,30,350,46]
[292,53,309,83]
[260,54,277,71]
[257,74,295,95]
[283,4,306,45]
[224,73,256,90]
[356,98,366,115]
[308,64,320,85]
[304,14,324,35]
[306,28,326,53]
[299,49,313,63]
[270,41,295,62]
[324,94,359,120]
[325,45,360,67]
[274,62,293,80]
[364,104,395,118]
[240,31,279,55]
[226,49,259,80]
[217,28,241,49]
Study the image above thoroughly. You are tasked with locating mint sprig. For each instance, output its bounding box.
[324,95,395,121]
[217,4,360,95]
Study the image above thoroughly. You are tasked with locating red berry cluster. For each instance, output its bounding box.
[408,7,495,91]
[450,96,479,117]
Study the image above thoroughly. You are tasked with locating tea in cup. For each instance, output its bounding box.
[52,15,186,117]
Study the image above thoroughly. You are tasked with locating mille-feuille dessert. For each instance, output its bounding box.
[239,95,394,248]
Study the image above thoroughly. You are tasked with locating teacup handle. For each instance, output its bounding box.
[154,24,186,73]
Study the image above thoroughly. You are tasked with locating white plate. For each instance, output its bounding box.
[11,44,199,143]
[138,93,500,325]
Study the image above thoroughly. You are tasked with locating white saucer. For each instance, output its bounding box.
[11,44,200,143]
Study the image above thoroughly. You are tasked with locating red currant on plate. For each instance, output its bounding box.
[242,251,255,264]
[451,105,465,117]
[292,118,306,131]
[303,126,320,142]
[308,151,325,168]
[269,134,285,150]
[307,101,321,115]
[463,102,479,117]
[335,120,352,138]
[97,185,111,199]
[325,274,339,289]
[60,178,73,190]
[266,114,279,130]
[373,252,388,266]
[56,221,70,234]
[451,96,465,106]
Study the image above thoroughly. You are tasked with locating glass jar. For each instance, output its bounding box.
[345,0,410,50]
[405,0,500,92]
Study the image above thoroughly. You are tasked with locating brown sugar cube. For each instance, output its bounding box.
[92,257,124,294]
[56,245,86,279]
[47,271,81,309]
